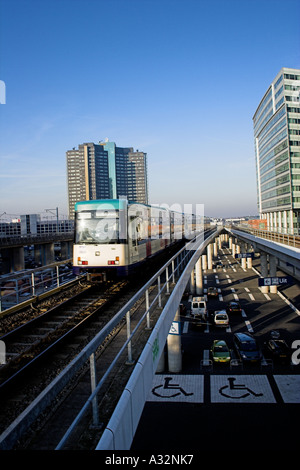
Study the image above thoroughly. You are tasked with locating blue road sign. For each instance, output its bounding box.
[258,276,293,287]
[235,253,254,259]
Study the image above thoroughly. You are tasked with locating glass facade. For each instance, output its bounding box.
[253,68,300,234]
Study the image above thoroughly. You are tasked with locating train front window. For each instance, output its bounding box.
[75,210,120,244]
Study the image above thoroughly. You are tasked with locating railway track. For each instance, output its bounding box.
[0,281,128,392]
[0,278,137,435]
[0,243,185,446]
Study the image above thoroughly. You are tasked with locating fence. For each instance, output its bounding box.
[0,261,76,312]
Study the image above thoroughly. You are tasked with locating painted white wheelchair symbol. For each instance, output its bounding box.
[219,377,263,399]
[152,377,194,398]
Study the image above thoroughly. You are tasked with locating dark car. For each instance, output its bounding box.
[207,286,218,297]
[233,332,261,363]
[264,339,291,363]
[226,301,242,314]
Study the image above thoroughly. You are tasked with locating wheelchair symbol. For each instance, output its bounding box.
[152,377,194,398]
[219,377,263,399]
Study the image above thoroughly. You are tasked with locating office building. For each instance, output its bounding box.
[66,140,148,218]
[253,67,300,234]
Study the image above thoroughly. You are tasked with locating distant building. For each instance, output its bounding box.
[253,67,300,234]
[21,214,39,235]
[66,141,148,219]
[127,149,149,204]
[0,216,73,238]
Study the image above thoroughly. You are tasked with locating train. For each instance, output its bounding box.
[72,199,205,281]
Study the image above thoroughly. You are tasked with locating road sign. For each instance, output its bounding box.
[169,321,181,335]
[235,253,254,259]
[258,276,293,287]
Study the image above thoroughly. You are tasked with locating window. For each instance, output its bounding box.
[75,210,120,244]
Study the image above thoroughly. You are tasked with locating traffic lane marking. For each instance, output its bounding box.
[277,291,300,316]
[183,321,189,333]
[148,375,204,403]
[274,375,300,403]
[210,375,276,403]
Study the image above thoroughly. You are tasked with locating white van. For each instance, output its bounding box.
[190,296,207,323]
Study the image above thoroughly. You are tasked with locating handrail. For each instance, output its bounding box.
[95,229,219,450]
[57,229,219,450]
[0,260,80,315]
[0,228,217,450]
[226,225,300,248]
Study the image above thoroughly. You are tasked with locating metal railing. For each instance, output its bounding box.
[55,237,202,449]
[95,229,219,450]
[0,261,78,313]
[229,225,300,249]
[0,228,218,450]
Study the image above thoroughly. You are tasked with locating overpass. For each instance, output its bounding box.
[224,226,300,287]
[0,232,74,273]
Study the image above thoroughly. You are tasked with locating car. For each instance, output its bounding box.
[226,301,242,314]
[189,297,208,328]
[264,339,291,363]
[207,286,218,297]
[233,332,261,363]
[270,330,280,339]
[190,297,207,320]
[210,340,231,363]
[213,310,229,327]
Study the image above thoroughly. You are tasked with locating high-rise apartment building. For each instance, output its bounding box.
[66,140,148,218]
[253,67,300,234]
[127,150,149,204]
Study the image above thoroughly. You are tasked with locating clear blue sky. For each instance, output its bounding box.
[0,0,299,219]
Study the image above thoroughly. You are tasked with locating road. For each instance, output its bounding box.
[131,245,300,452]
